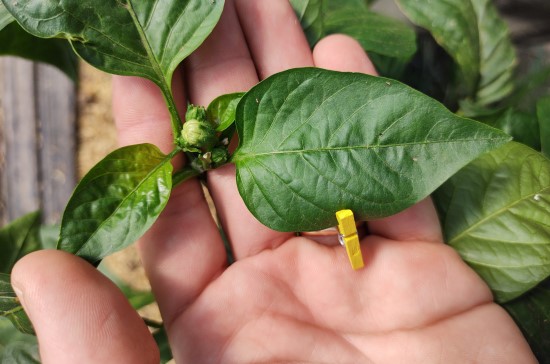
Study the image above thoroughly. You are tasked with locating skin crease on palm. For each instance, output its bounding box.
[9,1,538,363]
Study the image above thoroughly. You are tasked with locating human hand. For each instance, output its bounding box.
[11,1,536,363]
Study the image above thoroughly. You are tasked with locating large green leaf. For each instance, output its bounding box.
[434,142,550,302]
[538,96,550,158]
[0,274,33,335]
[504,278,550,363]
[58,144,173,264]
[232,68,510,232]
[0,22,78,81]
[396,0,516,106]
[0,212,41,274]
[291,0,415,59]
[2,0,224,89]
[0,2,13,31]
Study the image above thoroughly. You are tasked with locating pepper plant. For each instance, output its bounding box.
[0,0,549,362]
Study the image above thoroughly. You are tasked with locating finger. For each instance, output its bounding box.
[112,76,226,325]
[184,0,310,260]
[369,198,443,243]
[313,34,377,74]
[11,250,158,364]
[313,35,443,243]
[235,0,314,78]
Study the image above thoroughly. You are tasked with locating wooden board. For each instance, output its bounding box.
[0,57,77,226]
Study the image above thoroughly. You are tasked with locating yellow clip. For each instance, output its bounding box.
[336,210,364,270]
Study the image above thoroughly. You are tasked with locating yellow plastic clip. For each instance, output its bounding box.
[336,210,364,270]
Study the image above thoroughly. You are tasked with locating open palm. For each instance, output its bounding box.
[12,1,535,363]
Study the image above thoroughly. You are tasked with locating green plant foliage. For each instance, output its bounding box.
[0,317,38,364]
[324,7,416,59]
[504,278,550,363]
[396,0,516,107]
[0,212,41,274]
[538,96,550,158]
[0,2,13,31]
[480,108,541,151]
[58,144,173,264]
[233,68,510,232]
[470,0,516,106]
[291,0,416,59]
[38,225,60,250]
[0,274,33,335]
[207,93,245,132]
[395,0,478,94]
[1,341,40,364]
[0,22,78,81]
[435,142,550,302]
[2,0,223,90]
[290,0,324,46]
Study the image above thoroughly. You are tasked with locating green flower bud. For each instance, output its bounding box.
[211,147,229,167]
[181,119,217,151]
[185,104,207,123]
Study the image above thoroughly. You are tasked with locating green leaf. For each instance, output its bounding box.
[0,212,41,274]
[0,2,13,31]
[2,0,224,88]
[395,0,479,94]
[0,22,78,81]
[38,225,60,250]
[207,92,245,132]
[290,0,324,47]
[1,342,40,364]
[504,279,550,363]
[58,144,173,264]
[0,274,34,335]
[232,68,510,232]
[327,0,368,12]
[324,7,416,59]
[396,0,516,105]
[434,142,550,302]
[470,0,516,106]
[479,108,541,151]
[291,0,415,59]
[538,96,550,158]
[0,318,37,358]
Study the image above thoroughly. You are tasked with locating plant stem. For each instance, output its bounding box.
[172,166,201,187]
[125,0,183,142]
[160,85,184,142]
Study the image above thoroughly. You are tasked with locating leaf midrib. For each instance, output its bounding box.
[125,0,166,85]
[233,137,505,162]
[68,155,171,257]
[449,186,550,246]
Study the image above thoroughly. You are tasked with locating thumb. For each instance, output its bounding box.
[11,250,159,364]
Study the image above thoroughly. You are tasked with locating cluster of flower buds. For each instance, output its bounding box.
[177,104,230,171]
